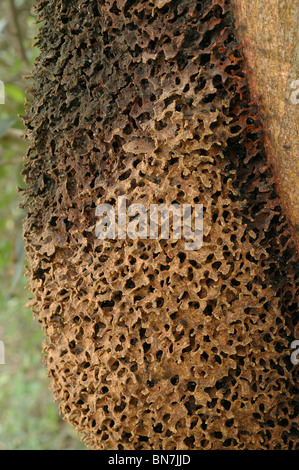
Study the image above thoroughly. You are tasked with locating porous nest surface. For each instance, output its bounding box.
[23,0,298,450]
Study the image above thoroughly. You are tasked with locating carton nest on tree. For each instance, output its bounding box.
[23,0,298,450]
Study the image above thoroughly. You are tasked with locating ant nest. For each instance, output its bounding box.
[23,0,298,450]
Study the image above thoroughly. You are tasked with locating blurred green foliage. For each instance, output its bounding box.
[0,0,85,449]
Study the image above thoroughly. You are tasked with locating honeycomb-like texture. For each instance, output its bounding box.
[23,0,298,450]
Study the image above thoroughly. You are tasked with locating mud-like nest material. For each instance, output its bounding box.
[23,0,298,450]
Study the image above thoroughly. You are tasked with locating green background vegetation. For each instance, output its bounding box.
[0,0,84,449]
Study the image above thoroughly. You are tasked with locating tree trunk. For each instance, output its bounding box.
[232,0,299,249]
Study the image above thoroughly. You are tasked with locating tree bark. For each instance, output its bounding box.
[232,0,299,249]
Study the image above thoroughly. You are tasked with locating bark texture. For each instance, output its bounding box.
[232,0,299,249]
